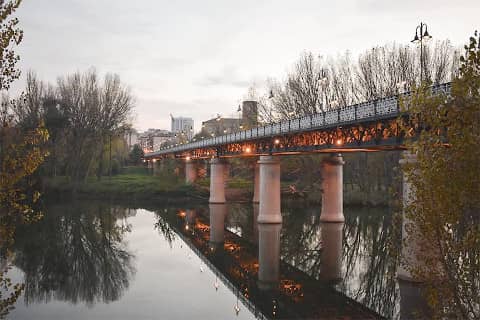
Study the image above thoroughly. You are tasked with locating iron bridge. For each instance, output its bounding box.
[145,83,451,160]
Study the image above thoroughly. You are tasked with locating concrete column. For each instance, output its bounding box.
[257,223,281,291]
[209,158,227,204]
[185,159,197,184]
[320,154,345,222]
[397,151,421,281]
[257,156,282,224]
[209,203,227,251]
[252,203,259,243]
[252,162,260,203]
[319,222,343,284]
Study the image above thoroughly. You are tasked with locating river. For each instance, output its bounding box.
[5,200,427,319]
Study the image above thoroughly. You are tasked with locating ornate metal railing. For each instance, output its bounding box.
[146,83,451,157]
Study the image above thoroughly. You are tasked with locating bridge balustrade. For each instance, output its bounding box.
[340,105,356,122]
[147,83,452,157]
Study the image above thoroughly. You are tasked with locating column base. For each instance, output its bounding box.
[319,214,345,223]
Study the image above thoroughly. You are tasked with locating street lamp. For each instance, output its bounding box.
[237,104,242,131]
[411,22,432,83]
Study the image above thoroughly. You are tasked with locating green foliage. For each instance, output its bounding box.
[128,144,144,165]
[400,32,480,319]
[0,1,49,317]
[44,172,207,201]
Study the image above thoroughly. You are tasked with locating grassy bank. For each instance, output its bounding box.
[42,166,391,206]
[43,169,209,202]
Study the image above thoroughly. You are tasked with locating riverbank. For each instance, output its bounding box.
[42,169,392,206]
[42,173,209,203]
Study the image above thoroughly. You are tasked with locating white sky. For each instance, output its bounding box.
[11,0,479,132]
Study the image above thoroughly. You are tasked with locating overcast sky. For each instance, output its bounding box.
[12,0,479,132]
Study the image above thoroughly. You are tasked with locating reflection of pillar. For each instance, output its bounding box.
[252,162,260,203]
[253,204,259,243]
[258,223,281,291]
[185,209,196,227]
[257,156,281,223]
[209,203,227,250]
[398,151,420,281]
[398,279,431,319]
[320,154,345,222]
[209,158,227,203]
[320,222,343,284]
[185,159,197,184]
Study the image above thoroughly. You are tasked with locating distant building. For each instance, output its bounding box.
[171,116,194,140]
[138,128,175,153]
[201,117,241,137]
[200,100,258,137]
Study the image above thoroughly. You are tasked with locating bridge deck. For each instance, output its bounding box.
[145,83,450,159]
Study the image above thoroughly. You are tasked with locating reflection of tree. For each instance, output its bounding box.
[12,202,135,306]
[275,204,399,318]
[280,205,323,275]
[340,208,399,318]
[154,212,176,246]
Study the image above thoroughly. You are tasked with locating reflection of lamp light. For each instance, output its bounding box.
[234,293,240,315]
[214,277,219,291]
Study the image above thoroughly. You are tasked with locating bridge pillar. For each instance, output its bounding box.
[252,161,260,203]
[257,156,282,224]
[185,159,197,184]
[209,203,227,251]
[320,154,345,222]
[209,158,227,204]
[397,151,422,281]
[258,223,281,291]
[320,222,343,284]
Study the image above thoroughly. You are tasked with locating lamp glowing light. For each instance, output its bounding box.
[336,139,343,146]
[245,147,251,153]
[274,139,280,145]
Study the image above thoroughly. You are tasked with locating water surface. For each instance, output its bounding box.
[5,200,424,319]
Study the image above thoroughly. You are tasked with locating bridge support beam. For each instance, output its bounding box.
[209,158,227,204]
[185,159,197,184]
[252,161,260,203]
[320,154,345,222]
[257,156,282,224]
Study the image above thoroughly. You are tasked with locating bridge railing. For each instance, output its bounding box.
[147,82,451,157]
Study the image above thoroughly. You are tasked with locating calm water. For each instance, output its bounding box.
[4,200,425,319]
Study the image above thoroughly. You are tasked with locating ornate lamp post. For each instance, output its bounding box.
[411,22,432,83]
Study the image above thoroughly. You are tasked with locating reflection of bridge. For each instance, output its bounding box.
[146,83,451,283]
[167,206,382,319]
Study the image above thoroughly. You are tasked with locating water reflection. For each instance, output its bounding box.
[257,223,281,291]
[319,223,343,284]
[209,204,227,251]
[12,202,135,306]
[155,205,383,319]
